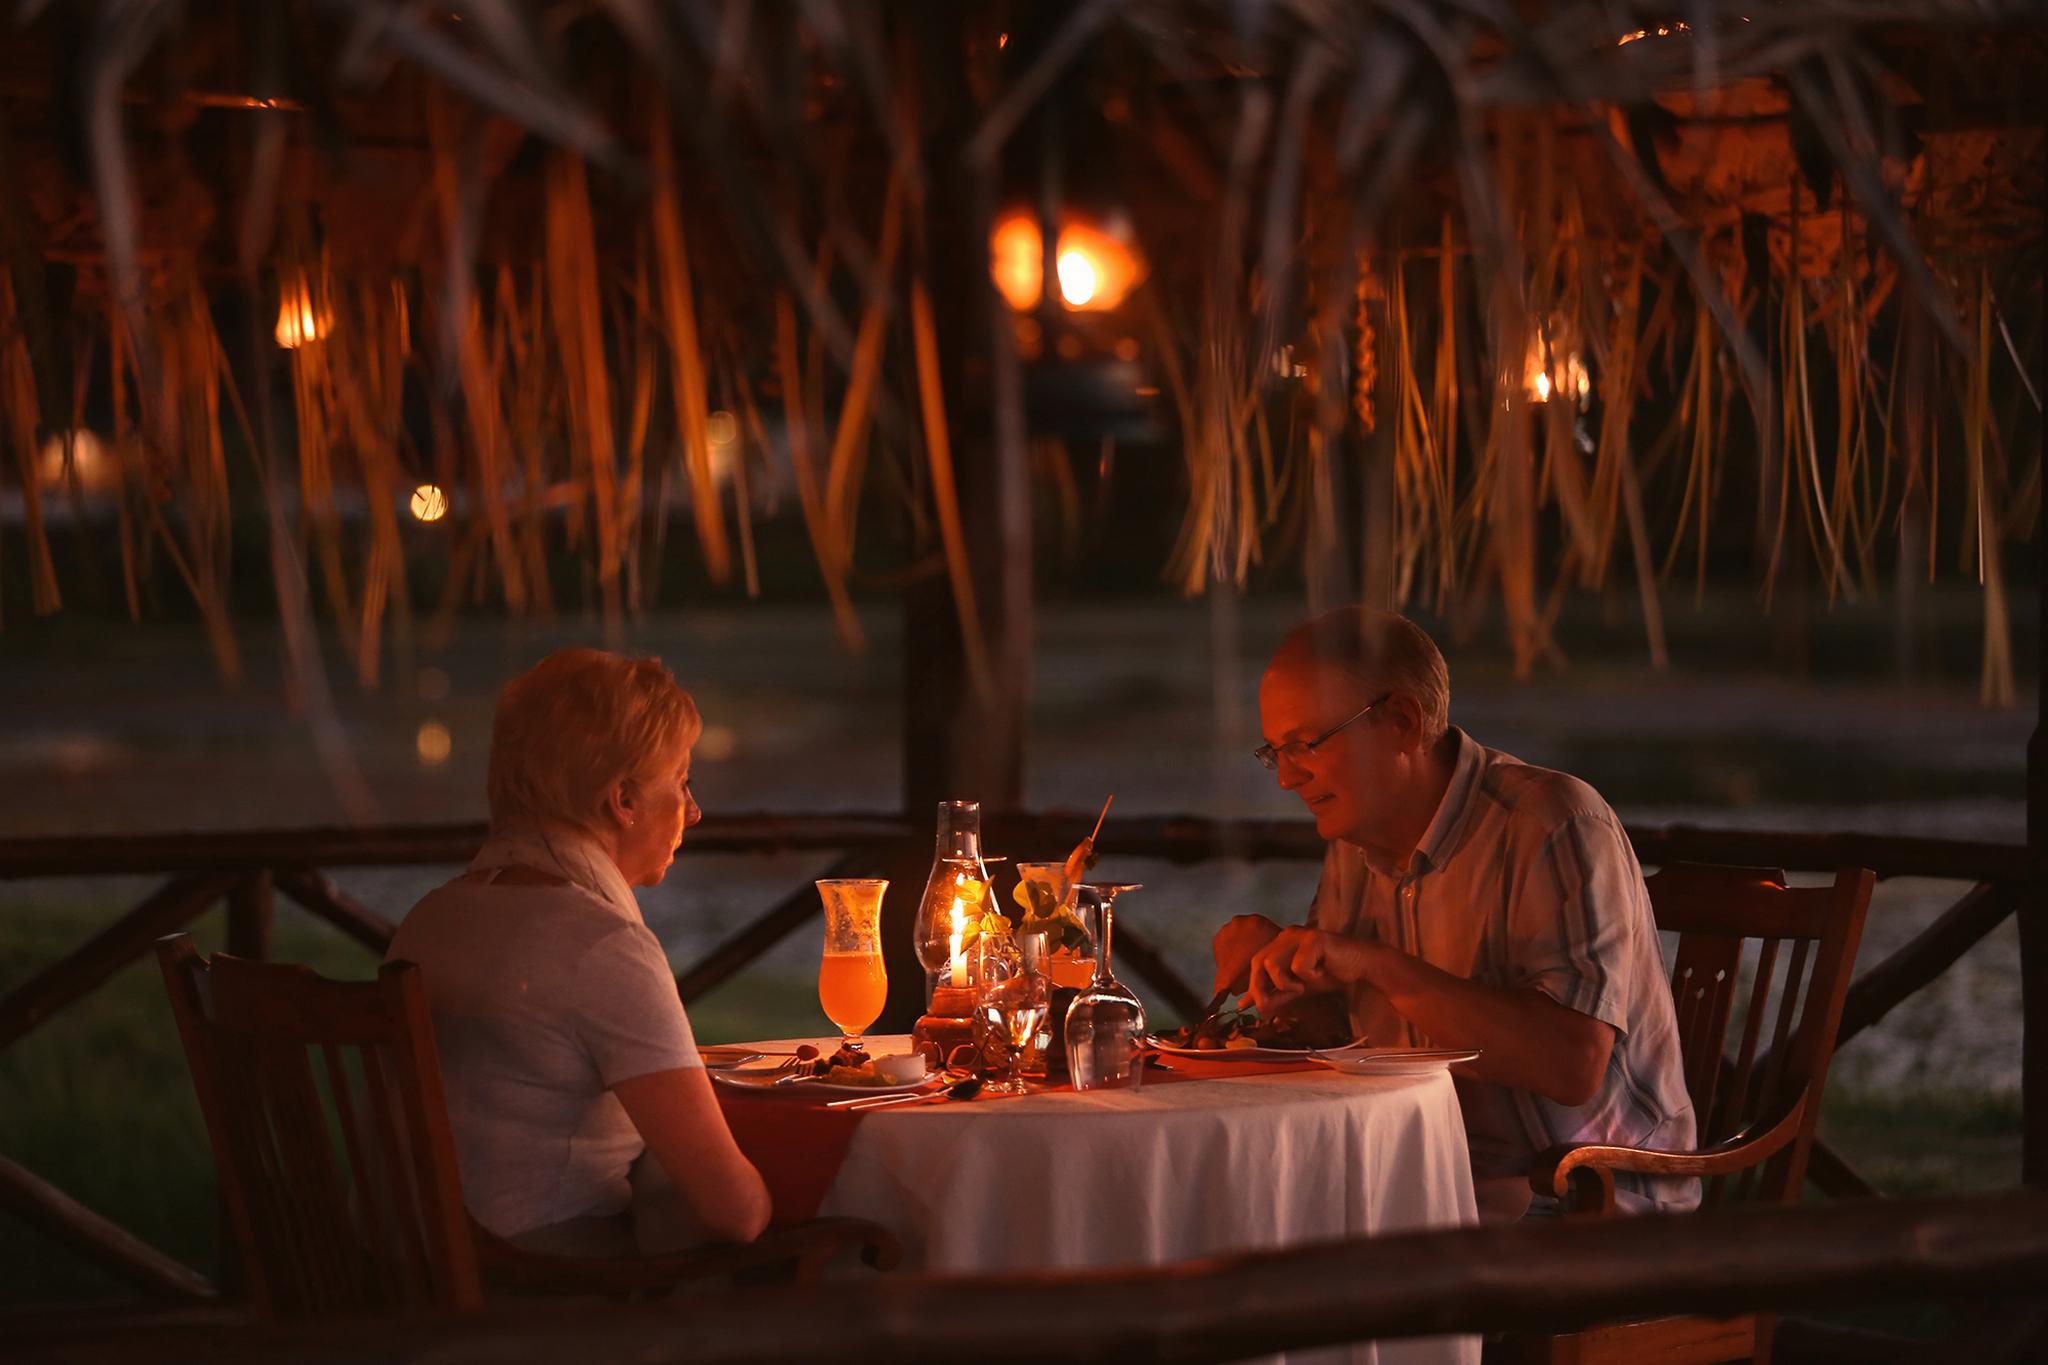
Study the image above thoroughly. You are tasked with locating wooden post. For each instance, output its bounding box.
[887,9,1031,1029]
[2026,273,2048,1188]
[224,872,274,961]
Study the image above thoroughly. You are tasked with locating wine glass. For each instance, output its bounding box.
[1064,883,1147,1091]
[817,878,889,1060]
[974,928,1050,1095]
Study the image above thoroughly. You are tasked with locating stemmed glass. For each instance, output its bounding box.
[974,928,1051,1095]
[817,879,889,1060]
[1064,883,1147,1091]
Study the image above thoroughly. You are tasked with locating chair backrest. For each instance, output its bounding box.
[155,934,481,1319]
[1648,863,1873,1210]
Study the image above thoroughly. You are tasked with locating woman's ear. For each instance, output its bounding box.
[605,780,637,829]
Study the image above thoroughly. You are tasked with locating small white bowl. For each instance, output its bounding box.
[873,1053,929,1084]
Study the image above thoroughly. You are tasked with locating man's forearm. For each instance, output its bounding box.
[1354,942,1611,1106]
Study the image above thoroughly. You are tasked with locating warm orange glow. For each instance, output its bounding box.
[409,483,448,522]
[1053,220,1139,310]
[1525,334,1591,408]
[36,429,116,493]
[991,212,1043,312]
[275,272,331,348]
[989,211,1143,313]
[415,721,452,766]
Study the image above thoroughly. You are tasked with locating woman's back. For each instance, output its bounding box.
[390,863,700,1238]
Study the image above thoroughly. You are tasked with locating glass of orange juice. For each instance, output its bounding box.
[817,879,889,1058]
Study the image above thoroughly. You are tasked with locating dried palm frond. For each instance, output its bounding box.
[0,0,2030,705]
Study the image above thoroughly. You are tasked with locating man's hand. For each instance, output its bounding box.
[1210,914,1284,996]
[1245,927,1373,1012]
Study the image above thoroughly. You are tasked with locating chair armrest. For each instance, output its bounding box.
[1529,1096,1807,1214]
[474,1216,901,1296]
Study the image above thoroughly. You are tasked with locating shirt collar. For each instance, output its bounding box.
[1407,726,1485,877]
[469,823,642,923]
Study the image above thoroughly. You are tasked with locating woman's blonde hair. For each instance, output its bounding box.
[487,648,702,834]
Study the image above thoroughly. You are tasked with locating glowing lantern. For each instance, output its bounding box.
[275,271,331,349]
[410,483,449,522]
[989,210,1143,313]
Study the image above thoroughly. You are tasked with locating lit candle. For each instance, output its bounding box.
[948,896,967,988]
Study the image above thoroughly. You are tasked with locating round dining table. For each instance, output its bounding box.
[717,1036,1480,1365]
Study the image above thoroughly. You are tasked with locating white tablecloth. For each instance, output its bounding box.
[804,1042,1479,1365]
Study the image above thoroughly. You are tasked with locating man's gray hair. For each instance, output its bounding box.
[1275,607,1451,747]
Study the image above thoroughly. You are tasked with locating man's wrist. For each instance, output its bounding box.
[1330,935,1384,988]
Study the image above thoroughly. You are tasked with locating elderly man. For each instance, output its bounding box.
[1213,608,1697,1217]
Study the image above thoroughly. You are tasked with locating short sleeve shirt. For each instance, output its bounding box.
[389,850,701,1237]
[1309,729,1699,1212]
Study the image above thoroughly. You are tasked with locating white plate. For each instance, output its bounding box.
[710,1063,938,1098]
[1148,1036,1367,1063]
[1308,1045,1481,1076]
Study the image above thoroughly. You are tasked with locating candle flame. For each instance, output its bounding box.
[948,895,967,987]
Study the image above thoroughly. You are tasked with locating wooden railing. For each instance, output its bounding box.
[0,814,2032,1315]
[12,1191,2048,1362]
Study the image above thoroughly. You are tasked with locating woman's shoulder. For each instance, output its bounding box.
[393,875,639,965]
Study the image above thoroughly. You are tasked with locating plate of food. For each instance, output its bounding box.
[1149,1003,1360,1061]
[710,1046,939,1097]
[1308,1044,1481,1076]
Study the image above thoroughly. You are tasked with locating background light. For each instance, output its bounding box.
[1057,250,1099,306]
[989,211,1143,313]
[410,483,448,522]
[275,273,331,349]
[415,721,452,767]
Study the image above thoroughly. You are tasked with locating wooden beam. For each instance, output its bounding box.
[223,873,273,961]
[0,817,2024,883]
[1835,880,2018,1049]
[0,1154,215,1304]
[1803,1138,1882,1201]
[1628,826,2027,884]
[0,814,915,879]
[2027,287,2048,1188]
[273,870,398,954]
[0,874,237,1049]
[17,1191,2048,1364]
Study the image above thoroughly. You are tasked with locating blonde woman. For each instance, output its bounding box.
[389,648,770,1256]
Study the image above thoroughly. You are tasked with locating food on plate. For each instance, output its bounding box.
[1162,999,1353,1052]
[809,1047,928,1087]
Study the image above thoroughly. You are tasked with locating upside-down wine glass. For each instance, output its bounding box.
[1063,883,1147,1091]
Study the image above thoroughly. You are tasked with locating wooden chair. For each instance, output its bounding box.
[155,934,898,1320]
[1522,864,1874,1365]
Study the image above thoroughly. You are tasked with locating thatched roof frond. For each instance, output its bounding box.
[0,1,2040,700]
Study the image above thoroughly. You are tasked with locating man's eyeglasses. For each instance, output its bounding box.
[1253,693,1393,771]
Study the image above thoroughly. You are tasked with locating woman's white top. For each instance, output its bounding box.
[387,826,701,1237]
